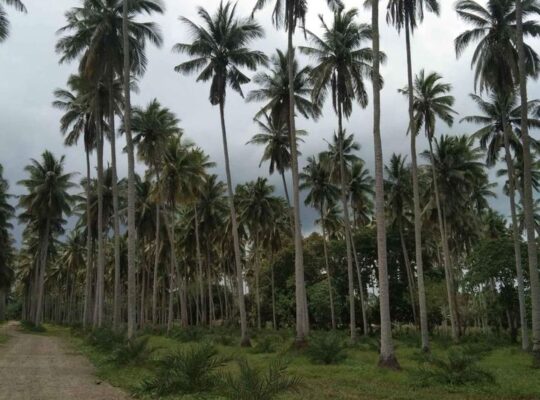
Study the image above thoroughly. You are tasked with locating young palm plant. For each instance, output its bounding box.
[174,1,268,346]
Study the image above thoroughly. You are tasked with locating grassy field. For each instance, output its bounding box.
[48,325,540,400]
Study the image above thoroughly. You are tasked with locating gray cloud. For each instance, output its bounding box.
[1,0,539,244]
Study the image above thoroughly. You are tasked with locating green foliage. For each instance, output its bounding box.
[108,336,154,366]
[412,349,495,387]
[221,358,300,400]
[307,332,347,364]
[252,334,280,354]
[168,326,205,343]
[140,343,227,396]
[85,327,124,352]
[20,320,46,333]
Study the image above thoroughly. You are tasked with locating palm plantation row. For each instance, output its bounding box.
[1,0,540,370]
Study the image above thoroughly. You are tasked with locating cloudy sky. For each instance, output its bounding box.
[1,0,539,244]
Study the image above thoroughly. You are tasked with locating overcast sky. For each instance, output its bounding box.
[1,0,539,244]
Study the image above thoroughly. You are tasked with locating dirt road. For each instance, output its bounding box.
[0,321,130,400]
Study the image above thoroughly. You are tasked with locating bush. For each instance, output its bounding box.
[108,336,154,366]
[307,332,347,364]
[168,326,205,343]
[140,343,227,396]
[85,327,124,352]
[252,334,280,354]
[20,320,46,333]
[221,358,300,400]
[411,349,495,387]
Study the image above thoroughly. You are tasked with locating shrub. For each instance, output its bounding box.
[221,358,300,400]
[252,335,280,354]
[20,320,46,333]
[209,333,235,346]
[85,327,124,352]
[108,336,154,366]
[307,332,347,364]
[140,343,227,396]
[168,326,205,343]
[412,349,495,387]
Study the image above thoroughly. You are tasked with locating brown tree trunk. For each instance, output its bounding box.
[320,206,336,330]
[83,148,93,328]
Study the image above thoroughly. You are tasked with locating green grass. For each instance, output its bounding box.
[55,326,540,400]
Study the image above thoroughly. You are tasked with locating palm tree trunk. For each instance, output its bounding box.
[35,219,50,326]
[0,288,6,321]
[152,202,160,326]
[219,100,250,347]
[351,231,368,335]
[123,0,137,340]
[95,114,105,328]
[502,120,529,351]
[337,102,356,342]
[109,79,122,330]
[516,0,540,363]
[399,222,418,326]
[194,207,205,325]
[428,139,459,341]
[83,148,93,328]
[320,205,336,330]
[372,0,399,369]
[287,11,308,345]
[255,235,262,330]
[270,254,277,330]
[405,21,430,352]
[167,255,175,333]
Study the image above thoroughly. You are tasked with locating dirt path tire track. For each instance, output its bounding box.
[0,321,130,400]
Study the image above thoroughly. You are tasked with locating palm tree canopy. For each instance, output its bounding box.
[300,154,340,210]
[399,70,456,140]
[0,0,26,42]
[247,113,306,175]
[174,1,268,106]
[56,0,163,81]
[246,48,321,122]
[454,0,540,93]
[300,8,384,117]
[386,0,440,33]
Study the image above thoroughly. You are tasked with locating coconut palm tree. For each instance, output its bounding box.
[387,0,440,353]
[300,7,380,341]
[368,0,399,369]
[300,154,340,329]
[384,154,417,326]
[52,74,98,327]
[247,114,306,208]
[18,151,75,325]
[237,178,282,329]
[463,91,540,350]
[251,0,343,346]
[400,69,458,339]
[455,0,540,355]
[131,98,182,325]
[174,1,268,346]
[0,164,14,321]
[0,0,26,42]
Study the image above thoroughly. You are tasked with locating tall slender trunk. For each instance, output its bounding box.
[270,254,277,330]
[83,148,93,328]
[428,139,459,341]
[281,170,295,237]
[516,0,540,362]
[35,219,50,326]
[372,0,399,369]
[95,113,105,328]
[337,102,356,341]
[399,222,418,326]
[255,234,262,330]
[152,202,160,326]
[351,231,368,335]
[219,100,250,346]
[0,288,6,321]
[287,13,308,344]
[123,0,137,340]
[109,79,121,330]
[320,205,336,330]
[405,22,429,352]
[502,120,529,350]
[194,207,205,325]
